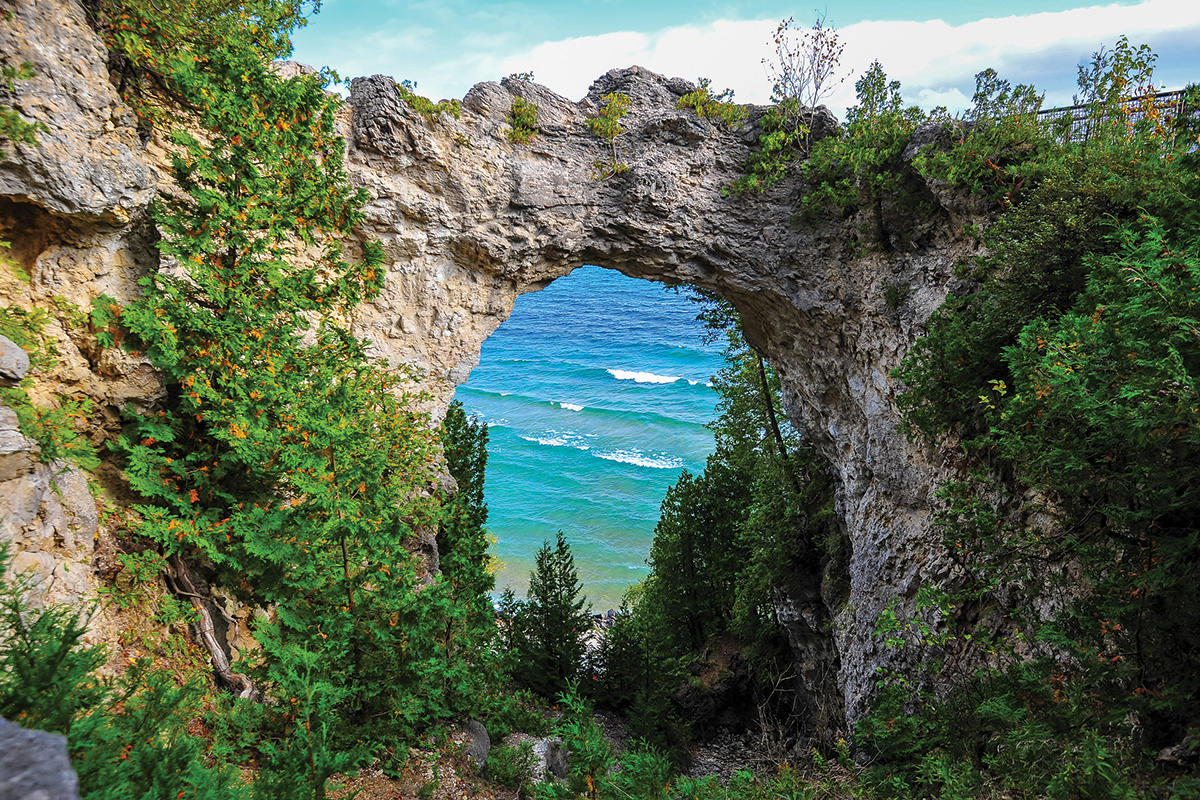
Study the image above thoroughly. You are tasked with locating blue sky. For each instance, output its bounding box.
[290,0,1200,116]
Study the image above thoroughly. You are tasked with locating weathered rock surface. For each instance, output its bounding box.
[0,716,80,800]
[463,719,492,768]
[0,405,101,616]
[1,1,992,736]
[0,0,155,222]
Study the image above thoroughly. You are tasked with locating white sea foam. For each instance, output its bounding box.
[559,402,585,411]
[520,433,591,451]
[607,369,681,384]
[594,449,684,469]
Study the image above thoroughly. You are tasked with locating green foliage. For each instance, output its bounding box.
[436,400,505,716]
[485,740,538,798]
[676,78,745,127]
[594,293,839,753]
[1,545,248,800]
[896,45,1189,439]
[870,39,1200,800]
[71,663,247,800]
[249,635,370,800]
[882,282,909,310]
[88,0,311,129]
[725,105,802,194]
[667,766,829,800]
[912,67,1046,205]
[89,294,124,349]
[396,80,462,124]
[607,743,672,800]
[0,546,106,732]
[586,91,630,142]
[81,0,500,780]
[587,92,631,179]
[800,61,928,244]
[502,532,592,698]
[533,688,672,800]
[730,13,848,194]
[0,303,100,470]
[507,96,539,144]
[592,583,689,747]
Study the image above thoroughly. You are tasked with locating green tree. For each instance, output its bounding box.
[597,293,839,751]
[436,400,503,713]
[506,532,592,698]
[801,61,928,246]
[95,0,463,764]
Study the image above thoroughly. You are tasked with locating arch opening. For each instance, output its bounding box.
[453,265,724,610]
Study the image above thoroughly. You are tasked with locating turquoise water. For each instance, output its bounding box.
[452,266,724,610]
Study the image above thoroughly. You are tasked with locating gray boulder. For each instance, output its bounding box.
[0,716,80,800]
[0,336,29,384]
[464,718,491,768]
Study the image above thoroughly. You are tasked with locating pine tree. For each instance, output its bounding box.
[508,532,592,698]
[435,400,500,712]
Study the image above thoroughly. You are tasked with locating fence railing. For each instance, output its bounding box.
[1034,88,1195,143]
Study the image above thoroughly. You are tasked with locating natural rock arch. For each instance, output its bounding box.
[0,0,986,733]
[342,66,983,729]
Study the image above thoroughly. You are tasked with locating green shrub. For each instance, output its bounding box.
[485,740,538,798]
[588,92,631,179]
[508,96,539,144]
[1,545,248,800]
[0,304,99,470]
[676,78,745,127]
[396,80,462,123]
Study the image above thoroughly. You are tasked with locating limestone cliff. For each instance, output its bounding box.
[2,0,988,731]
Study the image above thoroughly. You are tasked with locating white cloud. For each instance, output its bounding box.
[443,0,1200,116]
[831,0,1200,113]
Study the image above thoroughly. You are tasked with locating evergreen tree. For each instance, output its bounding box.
[436,400,501,713]
[506,531,592,698]
[438,400,491,587]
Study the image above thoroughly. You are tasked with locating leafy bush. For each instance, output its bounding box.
[800,61,929,245]
[396,80,462,123]
[676,78,745,127]
[0,304,100,470]
[508,96,539,144]
[587,92,631,179]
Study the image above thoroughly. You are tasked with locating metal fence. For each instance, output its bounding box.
[1034,89,1196,143]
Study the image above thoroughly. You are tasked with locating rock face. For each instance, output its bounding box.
[0,716,81,800]
[2,2,988,734]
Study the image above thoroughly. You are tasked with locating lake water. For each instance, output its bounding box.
[452,266,724,610]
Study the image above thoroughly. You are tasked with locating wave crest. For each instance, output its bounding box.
[519,432,592,451]
[594,449,684,470]
[607,369,681,384]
